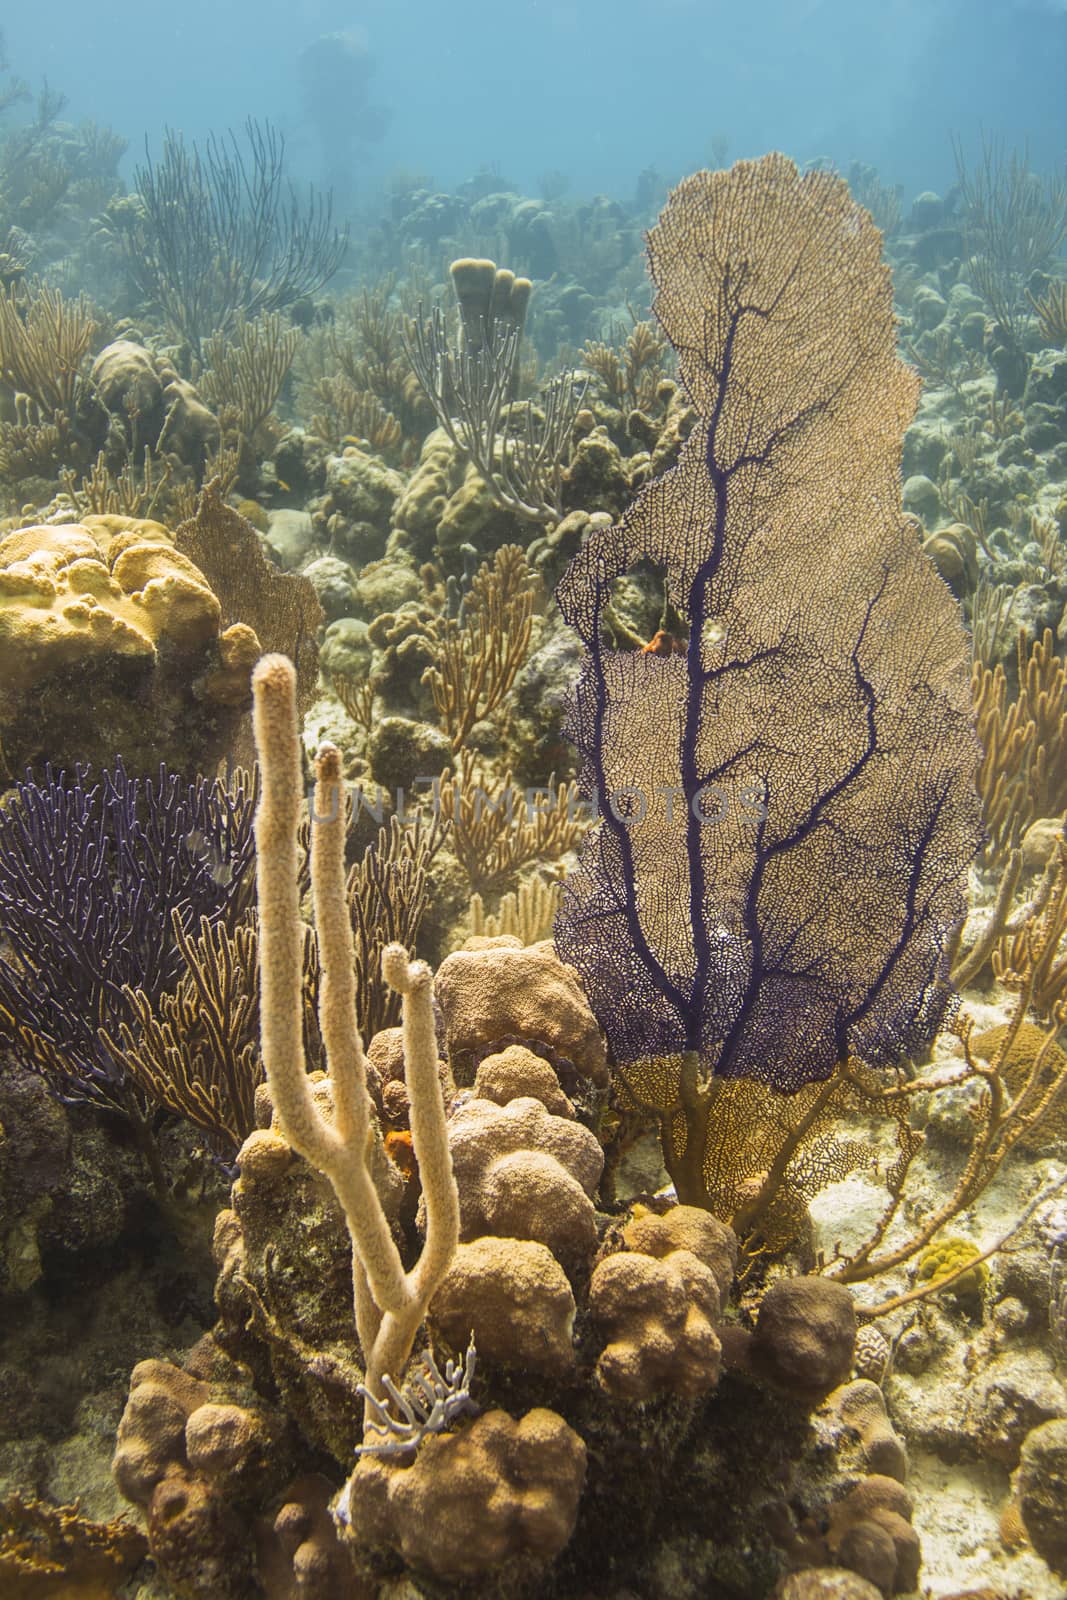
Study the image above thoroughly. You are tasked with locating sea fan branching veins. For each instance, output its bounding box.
[554,156,982,1204]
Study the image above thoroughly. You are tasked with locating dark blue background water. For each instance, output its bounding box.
[4,0,1065,211]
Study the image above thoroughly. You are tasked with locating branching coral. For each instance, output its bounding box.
[110,914,266,1158]
[0,761,258,1188]
[407,257,585,523]
[954,135,1067,335]
[59,446,175,523]
[251,652,460,1415]
[468,877,562,944]
[440,751,585,894]
[993,836,1067,1018]
[297,278,429,447]
[971,627,1067,864]
[620,968,1067,1309]
[616,1053,898,1279]
[422,543,536,750]
[331,671,375,733]
[125,119,346,351]
[199,310,300,443]
[309,373,405,459]
[99,790,442,1162]
[823,1001,1067,1310]
[345,811,445,1040]
[355,1339,477,1458]
[580,316,671,415]
[0,394,64,481]
[104,913,318,1161]
[1028,278,1067,346]
[0,277,98,415]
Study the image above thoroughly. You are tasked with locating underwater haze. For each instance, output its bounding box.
[3,0,1066,199]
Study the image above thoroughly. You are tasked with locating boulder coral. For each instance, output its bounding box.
[824,1477,920,1598]
[749,1277,859,1404]
[112,1346,294,1600]
[0,514,258,773]
[114,1009,884,1597]
[91,338,221,470]
[823,1380,908,1483]
[343,1407,587,1579]
[1014,1417,1067,1573]
[445,1092,604,1265]
[430,1234,577,1377]
[434,934,610,1086]
[588,1205,735,1401]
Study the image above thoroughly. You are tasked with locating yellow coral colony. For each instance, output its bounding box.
[0,516,221,707]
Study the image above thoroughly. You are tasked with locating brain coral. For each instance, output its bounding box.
[0,514,260,775]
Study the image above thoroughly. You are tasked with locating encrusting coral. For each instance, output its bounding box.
[0,1491,146,1598]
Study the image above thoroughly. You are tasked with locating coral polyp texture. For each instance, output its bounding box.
[553,157,982,1131]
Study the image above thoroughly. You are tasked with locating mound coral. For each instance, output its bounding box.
[0,513,258,774]
[433,934,609,1085]
[343,1407,587,1579]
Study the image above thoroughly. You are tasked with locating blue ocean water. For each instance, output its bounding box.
[3,0,1064,208]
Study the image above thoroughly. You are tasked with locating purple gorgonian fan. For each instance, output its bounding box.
[554,156,982,1178]
[0,759,258,1117]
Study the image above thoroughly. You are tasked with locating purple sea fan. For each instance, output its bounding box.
[0,759,258,1117]
[553,155,982,1180]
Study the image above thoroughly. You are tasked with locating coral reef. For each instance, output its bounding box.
[1,28,1067,1588]
[101,644,957,1599]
